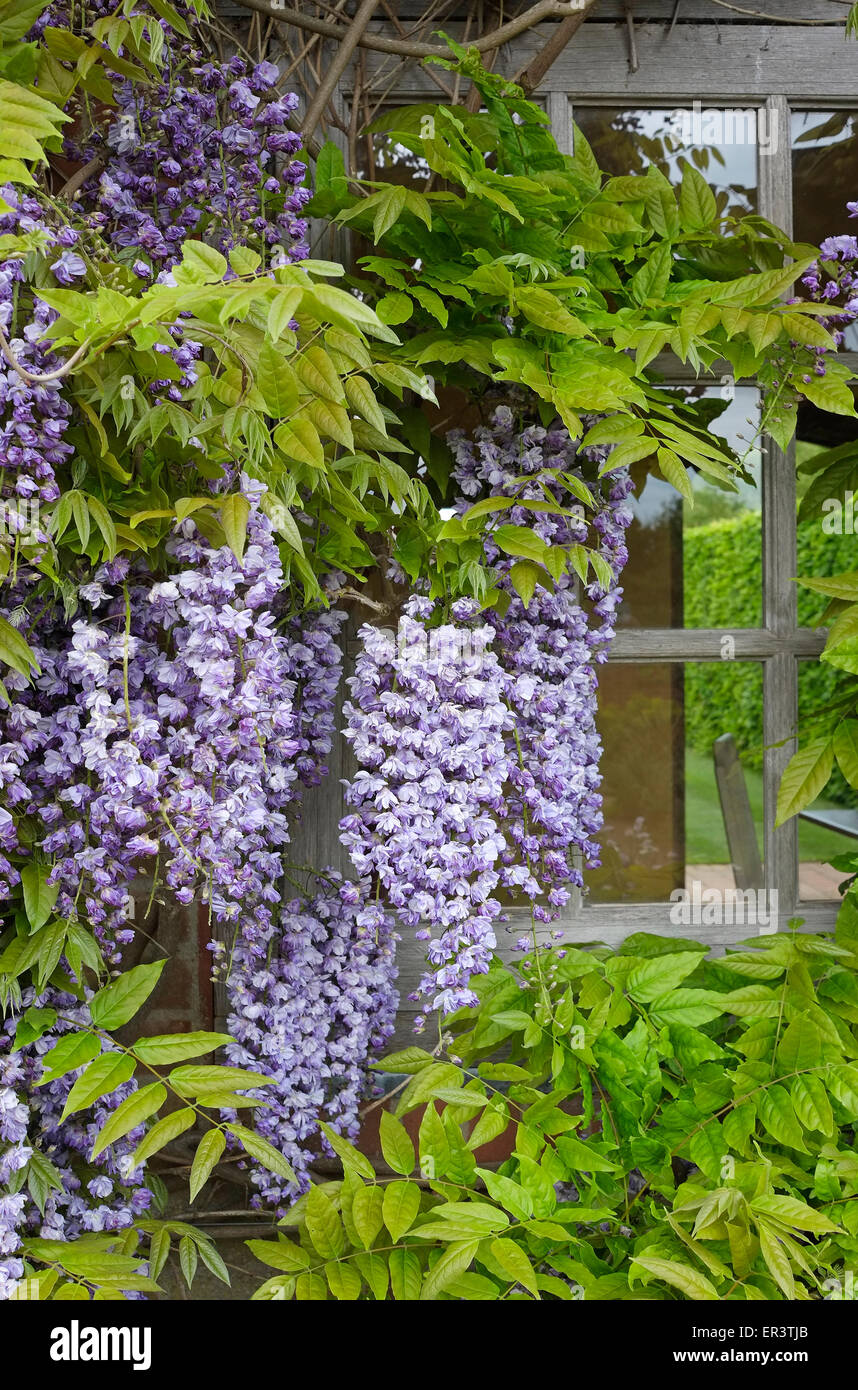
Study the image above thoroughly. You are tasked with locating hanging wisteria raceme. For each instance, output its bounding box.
[91,58,309,276]
[341,597,515,1019]
[0,986,152,1301]
[283,604,348,791]
[20,564,165,965]
[341,412,633,1016]
[0,483,398,1219]
[92,35,310,399]
[147,487,301,923]
[143,499,395,1199]
[450,408,633,925]
[0,187,75,515]
[220,872,397,1209]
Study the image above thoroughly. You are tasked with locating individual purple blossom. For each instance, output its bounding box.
[49,251,86,285]
[799,198,858,358]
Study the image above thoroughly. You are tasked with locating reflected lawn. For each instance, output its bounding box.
[685,747,856,865]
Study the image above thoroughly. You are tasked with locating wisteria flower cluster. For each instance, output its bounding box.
[283,606,349,791]
[221,872,397,1209]
[342,411,633,1015]
[143,507,395,1200]
[0,986,152,1300]
[0,485,398,1217]
[0,187,76,514]
[452,407,633,918]
[146,493,300,924]
[341,598,514,1018]
[41,0,310,277]
[25,496,299,962]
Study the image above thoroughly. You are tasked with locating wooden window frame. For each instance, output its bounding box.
[550,84,854,947]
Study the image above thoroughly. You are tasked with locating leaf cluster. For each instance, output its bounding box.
[245,925,858,1300]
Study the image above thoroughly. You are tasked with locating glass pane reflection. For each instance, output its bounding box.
[587,661,765,905]
[797,662,858,903]
[573,105,757,218]
[619,386,762,629]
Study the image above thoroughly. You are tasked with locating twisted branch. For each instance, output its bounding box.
[230,0,589,59]
[57,154,105,202]
[329,584,395,615]
[302,0,382,140]
[0,326,93,385]
[514,0,599,92]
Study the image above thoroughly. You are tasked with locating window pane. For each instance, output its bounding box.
[791,110,858,351]
[794,398,858,901]
[796,659,858,902]
[619,386,762,629]
[586,661,765,905]
[357,128,431,187]
[572,105,757,216]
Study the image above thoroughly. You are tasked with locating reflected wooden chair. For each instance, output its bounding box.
[712,733,764,891]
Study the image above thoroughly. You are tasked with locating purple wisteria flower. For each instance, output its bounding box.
[451,408,633,914]
[341,598,514,1017]
[51,8,310,275]
[223,872,397,1209]
[342,409,633,1015]
[0,188,75,510]
[49,251,86,285]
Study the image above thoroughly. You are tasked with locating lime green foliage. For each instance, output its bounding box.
[0,0,69,185]
[684,508,856,806]
[309,46,856,603]
[247,927,858,1301]
[2,26,856,678]
[17,240,441,598]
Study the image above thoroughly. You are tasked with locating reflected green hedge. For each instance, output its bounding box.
[683,508,856,804]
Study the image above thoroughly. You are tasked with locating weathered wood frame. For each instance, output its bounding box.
[548,82,850,952]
